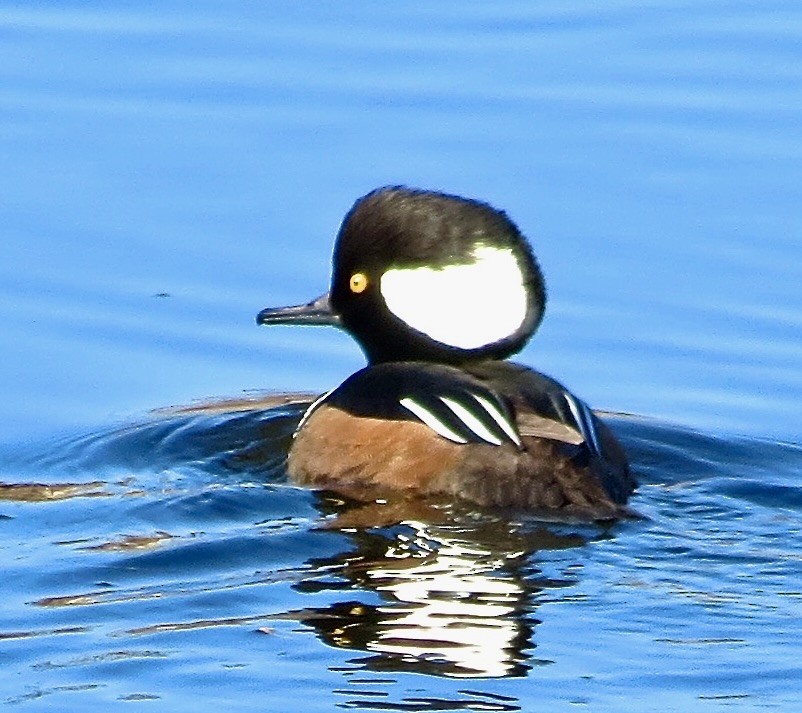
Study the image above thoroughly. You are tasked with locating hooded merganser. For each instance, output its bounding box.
[257,187,635,519]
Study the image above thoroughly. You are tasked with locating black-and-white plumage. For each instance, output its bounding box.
[302,362,521,449]
[257,186,634,518]
[300,360,608,462]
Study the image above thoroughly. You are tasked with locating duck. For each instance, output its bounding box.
[257,186,635,520]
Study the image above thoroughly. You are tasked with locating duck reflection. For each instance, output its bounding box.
[144,399,607,678]
[295,495,591,678]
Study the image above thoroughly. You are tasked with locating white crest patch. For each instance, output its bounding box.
[380,246,528,350]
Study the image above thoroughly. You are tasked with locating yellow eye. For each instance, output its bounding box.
[349,272,369,294]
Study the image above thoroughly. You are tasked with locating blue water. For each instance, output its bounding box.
[1,2,801,710]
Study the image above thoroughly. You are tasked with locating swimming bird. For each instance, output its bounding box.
[257,187,634,519]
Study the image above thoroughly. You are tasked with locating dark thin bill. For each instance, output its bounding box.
[256,292,341,327]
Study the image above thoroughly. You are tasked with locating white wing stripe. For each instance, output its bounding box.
[470,393,522,447]
[563,392,601,455]
[400,397,469,444]
[438,396,504,446]
[294,388,335,438]
[580,398,602,455]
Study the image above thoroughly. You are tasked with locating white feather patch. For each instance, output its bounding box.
[400,397,468,444]
[563,392,601,456]
[438,396,503,446]
[470,393,522,447]
[380,246,528,349]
